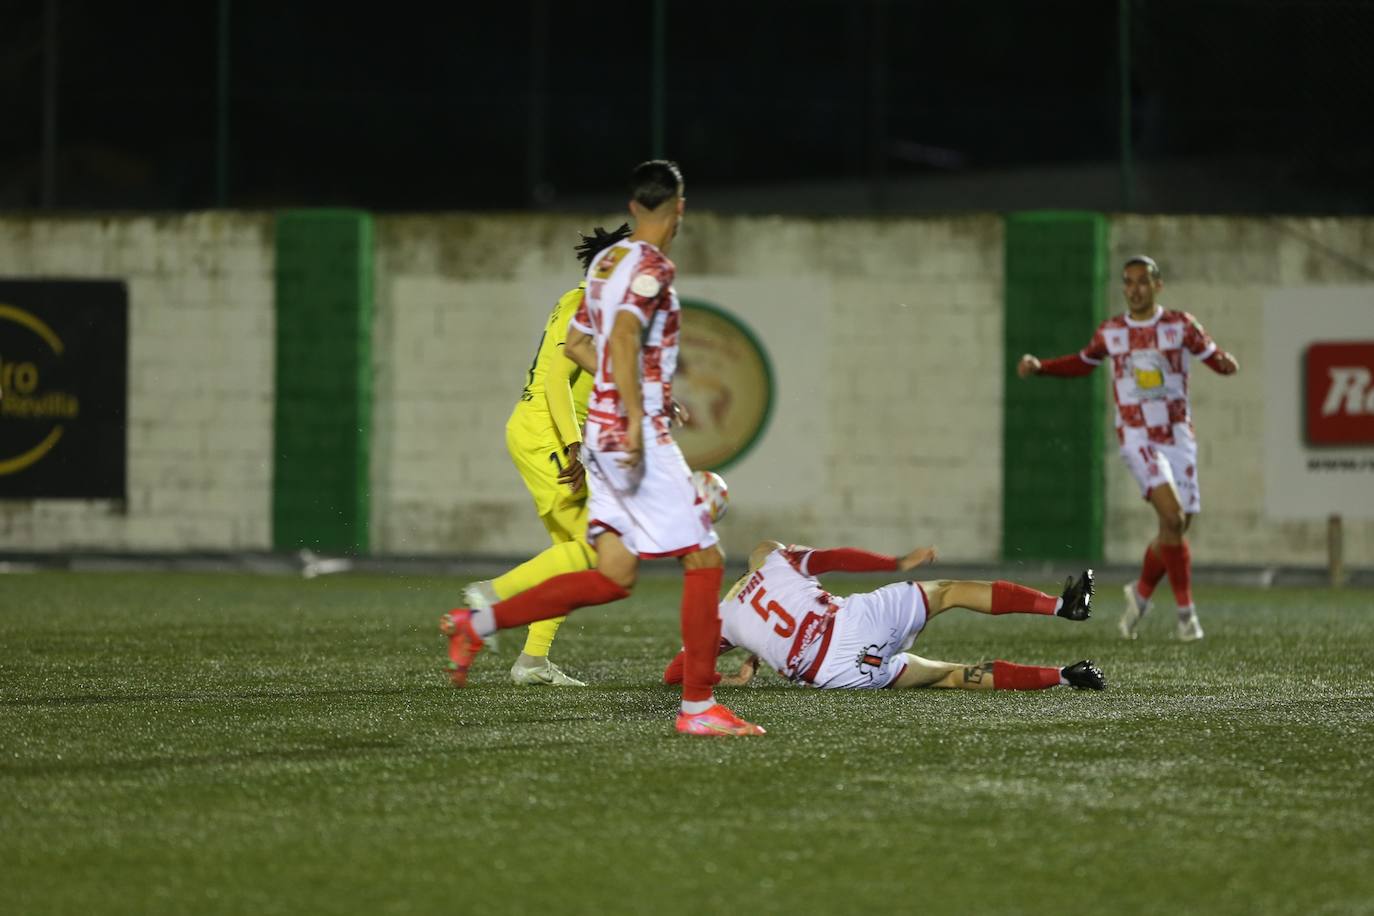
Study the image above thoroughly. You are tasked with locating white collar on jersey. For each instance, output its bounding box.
[1123,304,1164,328]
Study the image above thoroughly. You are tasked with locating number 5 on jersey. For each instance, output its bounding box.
[751,587,795,637]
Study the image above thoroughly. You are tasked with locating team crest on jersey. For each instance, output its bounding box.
[851,626,901,685]
[592,246,630,280]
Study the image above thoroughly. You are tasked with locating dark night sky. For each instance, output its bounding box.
[2,0,1371,213]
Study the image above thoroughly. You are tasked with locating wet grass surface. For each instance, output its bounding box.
[2,572,1372,915]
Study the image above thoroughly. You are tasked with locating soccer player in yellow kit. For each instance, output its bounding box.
[464,224,632,686]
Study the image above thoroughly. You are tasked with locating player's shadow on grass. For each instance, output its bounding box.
[0,685,434,708]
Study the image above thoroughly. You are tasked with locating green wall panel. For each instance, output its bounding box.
[1002,211,1108,564]
[273,210,373,553]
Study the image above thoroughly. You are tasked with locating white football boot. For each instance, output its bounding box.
[1119,584,1150,640]
[1176,608,1205,642]
[510,658,587,687]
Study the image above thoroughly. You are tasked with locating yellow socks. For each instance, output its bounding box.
[522,617,563,658]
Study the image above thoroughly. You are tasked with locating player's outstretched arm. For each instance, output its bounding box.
[897,546,937,571]
[792,546,901,574]
[753,540,934,575]
[1020,351,1097,378]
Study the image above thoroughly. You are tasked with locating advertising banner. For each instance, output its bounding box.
[1263,287,1374,519]
[0,280,128,499]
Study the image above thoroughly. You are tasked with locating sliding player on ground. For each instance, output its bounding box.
[662,540,1104,692]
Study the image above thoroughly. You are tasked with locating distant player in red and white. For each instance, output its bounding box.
[662,540,1105,692]
[1018,255,1239,641]
[442,160,764,737]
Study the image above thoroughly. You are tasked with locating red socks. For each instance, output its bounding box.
[680,567,725,703]
[491,570,629,629]
[993,660,1062,690]
[990,581,1058,615]
[1158,541,1193,608]
[1136,543,1167,600]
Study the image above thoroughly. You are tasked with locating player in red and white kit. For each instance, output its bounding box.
[1018,255,1239,641]
[441,160,764,737]
[662,541,1105,692]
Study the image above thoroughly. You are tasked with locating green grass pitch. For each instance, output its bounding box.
[3,571,1372,915]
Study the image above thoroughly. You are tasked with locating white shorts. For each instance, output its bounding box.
[584,438,719,558]
[806,582,928,689]
[1119,438,1201,514]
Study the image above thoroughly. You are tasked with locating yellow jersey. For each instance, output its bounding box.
[516,283,592,448]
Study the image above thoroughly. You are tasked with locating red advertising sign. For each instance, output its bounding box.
[1306,341,1374,445]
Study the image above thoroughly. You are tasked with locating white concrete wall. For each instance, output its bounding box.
[368,212,1005,562]
[1104,216,1374,567]
[0,211,1368,569]
[0,214,275,550]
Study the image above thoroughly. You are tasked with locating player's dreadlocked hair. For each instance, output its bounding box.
[629,159,684,210]
[575,222,632,271]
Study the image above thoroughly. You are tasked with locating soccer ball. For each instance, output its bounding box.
[691,470,729,523]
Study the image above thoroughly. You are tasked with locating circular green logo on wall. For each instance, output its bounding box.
[674,299,774,471]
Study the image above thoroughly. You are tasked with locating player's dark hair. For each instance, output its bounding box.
[629,159,684,210]
[1124,254,1161,280]
[574,223,632,271]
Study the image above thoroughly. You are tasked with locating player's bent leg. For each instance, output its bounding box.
[594,532,639,590]
[892,656,1105,691]
[490,539,597,601]
[921,573,1093,621]
[1122,540,1165,639]
[1149,483,1187,547]
[441,538,634,686]
[1148,485,1203,640]
[920,580,984,619]
[891,654,973,689]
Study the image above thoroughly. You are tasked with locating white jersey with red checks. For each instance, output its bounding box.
[570,239,679,453]
[1080,305,1217,447]
[720,548,844,682]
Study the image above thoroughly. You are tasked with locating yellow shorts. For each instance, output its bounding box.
[506,407,588,537]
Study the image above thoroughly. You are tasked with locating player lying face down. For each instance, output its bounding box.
[663,539,1105,692]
